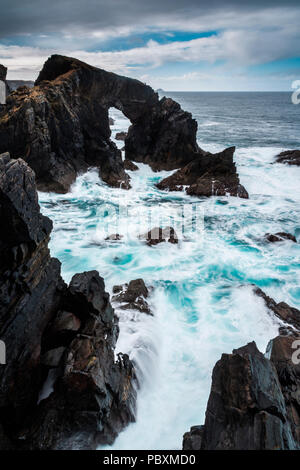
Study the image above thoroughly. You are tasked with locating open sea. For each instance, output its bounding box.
[39,92,300,449]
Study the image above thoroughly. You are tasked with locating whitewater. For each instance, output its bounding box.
[39,92,300,450]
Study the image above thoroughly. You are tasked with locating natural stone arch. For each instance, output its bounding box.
[0,55,199,193]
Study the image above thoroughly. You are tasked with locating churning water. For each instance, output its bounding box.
[39,92,300,449]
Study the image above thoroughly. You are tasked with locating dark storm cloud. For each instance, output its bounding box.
[1,0,300,37]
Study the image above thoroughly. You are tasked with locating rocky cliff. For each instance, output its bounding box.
[0,152,136,449]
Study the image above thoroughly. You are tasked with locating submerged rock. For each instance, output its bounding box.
[156,147,248,199]
[139,226,178,246]
[0,153,137,449]
[276,150,300,166]
[265,232,297,243]
[183,341,298,450]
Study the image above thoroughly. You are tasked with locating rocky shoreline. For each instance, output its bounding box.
[0,55,299,450]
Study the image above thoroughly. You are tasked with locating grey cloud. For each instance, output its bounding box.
[1,0,300,37]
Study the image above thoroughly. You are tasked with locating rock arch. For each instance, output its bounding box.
[0,55,199,193]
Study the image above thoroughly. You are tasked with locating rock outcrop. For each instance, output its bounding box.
[112,279,152,315]
[275,150,300,166]
[139,226,178,246]
[0,64,10,100]
[265,232,297,243]
[0,55,201,193]
[115,131,127,141]
[254,287,300,331]
[183,341,299,450]
[0,153,136,449]
[156,147,248,199]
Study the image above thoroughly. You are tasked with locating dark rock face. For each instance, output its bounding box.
[156,147,249,199]
[26,271,136,450]
[115,131,127,141]
[0,152,63,442]
[254,287,300,331]
[0,153,137,449]
[276,150,300,166]
[125,97,199,171]
[112,279,152,315]
[265,232,297,243]
[139,226,178,246]
[268,334,300,444]
[183,342,298,450]
[124,160,139,171]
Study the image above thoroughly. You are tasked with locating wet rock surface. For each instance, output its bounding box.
[115,131,127,141]
[183,341,299,450]
[254,287,300,331]
[276,150,300,166]
[265,232,297,243]
[156,147,248,199]
[0,153,137,449]
[112,279,152,315]
[139,226,178,246]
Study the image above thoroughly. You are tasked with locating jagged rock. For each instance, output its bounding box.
[139,226,178,246]
[0,55,201,192]
[124,160,139,171]
[268,334,300,444]
[157,147,248,199]
[183,342,297,450]
[109,117,114,125]
[182,426,204,450]
[254,287,300,331]
[276,150,300,166]
[265,232,297,243]
[126,97,199,171]
[115,131,127,141]
[0,152,65,446]
[112,279,152,315]
[0,153,137,449]
[26,271,136,450]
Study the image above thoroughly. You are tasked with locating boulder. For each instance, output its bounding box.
[265,232,297,243]
[115,131,127,141]
[275,150,300,166]
[139,226,178,246]
[112,279,152,315]
[156,147,248,199]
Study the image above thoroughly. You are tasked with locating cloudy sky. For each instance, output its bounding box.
[0,0,300,90]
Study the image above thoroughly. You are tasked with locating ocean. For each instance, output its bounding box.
[39,92,300,450]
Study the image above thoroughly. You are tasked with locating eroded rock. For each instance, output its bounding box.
[156,147,248,199]
[139,226,178,246]
[276,150,300,166]
[265,232,297,243]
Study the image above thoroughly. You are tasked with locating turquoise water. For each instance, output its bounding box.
[39,93,300,449]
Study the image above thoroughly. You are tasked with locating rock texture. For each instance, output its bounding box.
[112,279,152,315]
[115,131,127,141]
[139,226,178,246]
[183,341,299,450]
[254,287,300,331]
[156,147,248,199]
[0,153,136,449]
[0,55,202,193]
[0,64,10,100]
[276,150,300,166]
[265,232,297,243]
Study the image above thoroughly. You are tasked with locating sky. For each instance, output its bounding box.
[0,0,300,91]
